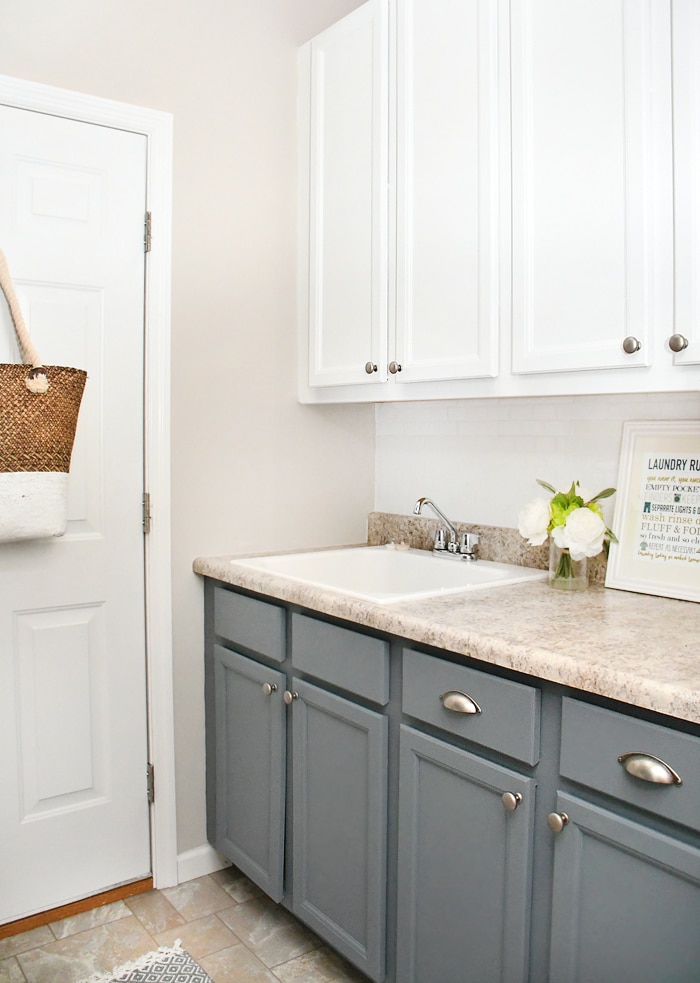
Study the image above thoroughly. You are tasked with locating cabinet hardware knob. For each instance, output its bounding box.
[439,690,482,715]
[388,360,402,374]
[364,361,378,374]
[501,792,523,812]
[618,752,682,786]
[622,336,642,354]
[547,812,569,833]
[261,682,277,696]
[283,690,299,705]
[668,333,689,353]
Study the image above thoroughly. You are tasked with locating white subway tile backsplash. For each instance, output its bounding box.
[375,391,700,528]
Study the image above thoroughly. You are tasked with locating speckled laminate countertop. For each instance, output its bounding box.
[194,546,700,727]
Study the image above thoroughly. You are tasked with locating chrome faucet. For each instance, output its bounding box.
[413,497,479,561]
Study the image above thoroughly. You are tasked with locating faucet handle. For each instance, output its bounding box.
[434,528,447,551]
[460,532,479,554]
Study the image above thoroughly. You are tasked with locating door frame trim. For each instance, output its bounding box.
[0,74,177,888]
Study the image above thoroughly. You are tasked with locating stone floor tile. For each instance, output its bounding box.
[161,876,234,921]
[16,916,155,983]
[0,927,53,960]
[0,956,26,983]
[49,900,132,940]
[199,943,279,983]
[210,867,264,905]
[218,897,321,968]
[125,890,185,935]
[154,913,238,961]
[272,946,366,983]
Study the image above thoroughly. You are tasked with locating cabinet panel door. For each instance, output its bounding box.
[394,0,500,382]
[292,678,388,982]
[396,726,535,983]
[304,0,389,387]
[671,0,700,366]
[213,645,286,901]
[511,0,668,375]
[549,793,700,983]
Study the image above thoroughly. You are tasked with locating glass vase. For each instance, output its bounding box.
[548,540,588,591]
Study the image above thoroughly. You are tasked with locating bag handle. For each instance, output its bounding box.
[0,248,49,393]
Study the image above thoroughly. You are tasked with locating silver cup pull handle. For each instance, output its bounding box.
[440,690,482,715]
[618,752,682,786]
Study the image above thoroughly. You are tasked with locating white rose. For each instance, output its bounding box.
[562,507,606,560]
[551,523,570,549]
[518,499,551,546]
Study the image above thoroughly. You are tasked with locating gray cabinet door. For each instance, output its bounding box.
[291,677,388,983]
[213,644,286,901]
[396,726,535,983]
[549,792,700,983]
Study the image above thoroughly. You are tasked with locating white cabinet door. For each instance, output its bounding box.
[511,0,667,376]
[394,0,500,383]
[302,0,389,388]
[671,0,700,367]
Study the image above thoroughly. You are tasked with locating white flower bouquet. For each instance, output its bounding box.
[519,480,617,588]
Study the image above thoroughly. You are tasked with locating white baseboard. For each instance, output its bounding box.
[177,844,230,884]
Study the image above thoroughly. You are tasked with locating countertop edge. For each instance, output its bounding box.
[193,552,700,727]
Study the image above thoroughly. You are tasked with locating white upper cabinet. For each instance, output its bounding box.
[301,0,389,388]
[298,0,698,402]
[510,0,667,376]
[671,0,700,367]
[394,0,500,384]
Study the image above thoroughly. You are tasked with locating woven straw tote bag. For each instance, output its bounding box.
[0,249,87,542]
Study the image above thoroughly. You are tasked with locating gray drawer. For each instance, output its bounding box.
[291,612,390,705]
[560,697,700,833]
[214,588,286,662]
[402,648,540,765]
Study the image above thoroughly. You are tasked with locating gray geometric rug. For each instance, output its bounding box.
[78,943,214,983]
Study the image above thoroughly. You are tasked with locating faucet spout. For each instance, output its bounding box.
[413,497,458,543]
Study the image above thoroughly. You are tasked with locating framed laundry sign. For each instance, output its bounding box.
[605,420,700,602]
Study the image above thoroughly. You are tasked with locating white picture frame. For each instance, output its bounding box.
[605,420,700,602]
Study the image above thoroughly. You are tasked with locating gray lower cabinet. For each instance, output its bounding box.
[396,726,535,983]
[291,677,388,982]
[211,643,286,901]
[205,581,700,983]
[549,793,700,983]
[548,697,700,983]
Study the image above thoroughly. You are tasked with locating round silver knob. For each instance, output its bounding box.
[388,360,402,374]
[622,336,641,354]
[283,690,299,705]
[261,682,277,697]
[364,361,378,374]
[547,812,569,834]
[502,792,523,812]
[668,333,689,353]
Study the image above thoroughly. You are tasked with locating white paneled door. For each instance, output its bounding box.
[0,106,151,923]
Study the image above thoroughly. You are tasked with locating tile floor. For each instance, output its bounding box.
[0,867,367,983]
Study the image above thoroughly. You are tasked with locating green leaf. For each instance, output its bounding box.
[589,487,616,502]
[606,528,619,544]
[536,479,557,494]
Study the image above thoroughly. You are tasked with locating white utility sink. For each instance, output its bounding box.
[231,545,547,604]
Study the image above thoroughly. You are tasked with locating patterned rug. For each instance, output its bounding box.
[78,943,214,983]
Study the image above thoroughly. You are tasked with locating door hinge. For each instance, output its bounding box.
[144,211,152,253]
[147,763,155,804]
[142,492,152,534]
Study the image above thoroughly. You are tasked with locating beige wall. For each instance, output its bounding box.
[1,0,374,858]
